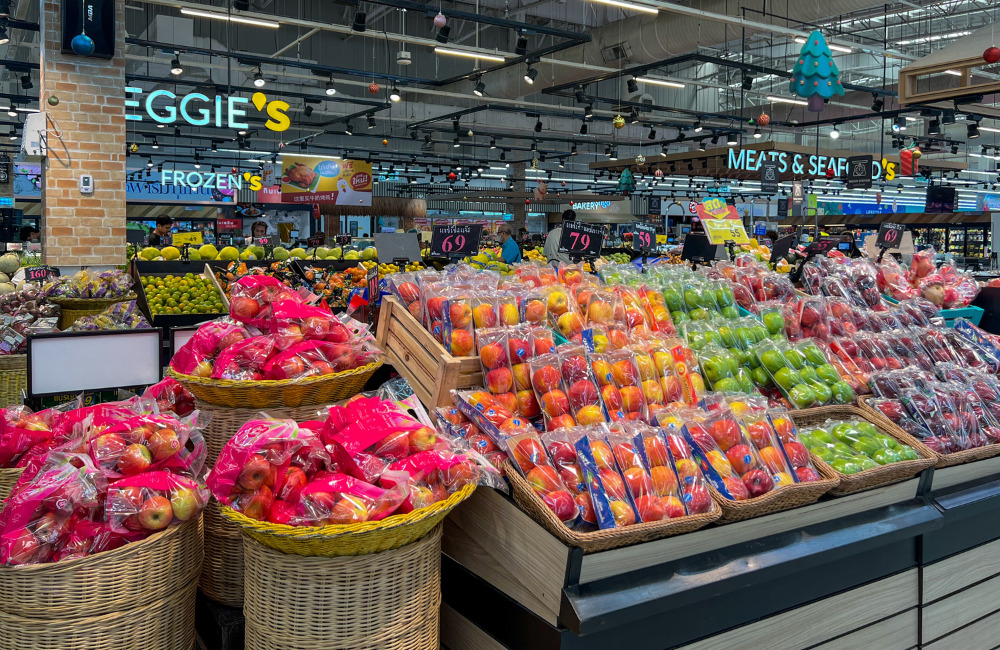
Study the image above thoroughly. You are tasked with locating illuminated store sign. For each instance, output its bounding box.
[161,170,263,192]
[727,148,895,180]
[125,89,291,132]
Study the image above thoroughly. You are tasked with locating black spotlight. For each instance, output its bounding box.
[515,35,528,56]
[647,127,656,140]
[927,119,940,135]
[524,66,538,84]
[233,0,250,11]
[627,77,638,93]
[579,121,588,135]
[304,105,313,117]
[742,75,753,90]
[942,109,956,125]
[436,25,451,43]
[534,119,543,132]
[575,87,587,103]
[968,122,980,139]
[951,144,959,154]
[19,74,31,90]
[473,79,486,96]
[871,94,884,112]
[584,104,593,118]
[367,114,376,129]
[344,121,353,135]
[410,130,418,140]
[352,11,366,32]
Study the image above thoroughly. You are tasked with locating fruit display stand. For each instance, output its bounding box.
[375,296,482,407]
[0,466,21,501]
[50,293,138,331]
[290,259,379,325]
[0,516,203,650]
[130,260,231,330]
[0,354,26,408]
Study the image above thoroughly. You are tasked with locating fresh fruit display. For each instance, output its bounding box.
[299,264,370,310]
[0,285,59,352]
[879,247,979,308]
[799,418,920,475]
[207,396,499,525]
[141,273,226,317]
[67,300,151,330]
[42,269,133,299]
[0,401,209,565]
[751,339,856,408]
[214,260,301,294]
[141,378,196,418]
[170,275,377,381]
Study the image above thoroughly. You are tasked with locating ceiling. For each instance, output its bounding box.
[4,0,1000,209]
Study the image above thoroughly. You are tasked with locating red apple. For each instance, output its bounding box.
[542,489,576,521]
[242,486,275,521]
[507,338,530,364]
[601,384,623,412]
[619,385,645,413]
[479,342,507,370]
[783,441,809,468]
[661,496,686,518]
[117,443,152,476]
[634,494,665,522]
[709,419,742,452]
[568,379,599,409]
[683,484,712,513]
[742,469,774,497]
[725,444,755,475]
[6,527,39,565]
[575,404,606,426]
[609,500,636,527]
[611,360,639,386]
[546,413,576,431]
[531,365,562,394]
[512,437,546,471]
[147,428,180,461]
[515,389,541,418]
[541,390,570,417]
[408,426,439,451]
[591,440,615,470]
[486,367,514,394]
[138,496,174,530]
[526,465,562,494]
[622,466,652,497]
[723,476,750,500]
[230,296,260,320]
[238,454,271,490]
[576,492,596,524]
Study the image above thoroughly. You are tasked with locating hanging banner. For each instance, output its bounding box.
[695,198,750,245]
[279,155,373,205]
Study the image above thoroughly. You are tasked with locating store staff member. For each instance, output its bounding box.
[19,225,39,243]
[147,217,173,247]
[497,225,522,264]
[251,221,268,240]
[544,209,575,265]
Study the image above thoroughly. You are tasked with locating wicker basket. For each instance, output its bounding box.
[167,359,382,409]
[0,467,22,502]
[50,293,136,330]
[200,499,245,607]
[707,463,840,524]
[789,405,936,496]
[858,395,1000,469]
[196,399,333,468]
[507,462,723,552]
[0,578,197,650]
[0,515,203,619]
[242,525,442,650]
[221,483,475,557]
[0,354,26,407]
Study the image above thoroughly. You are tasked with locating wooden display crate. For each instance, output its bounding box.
[375,296,481,407]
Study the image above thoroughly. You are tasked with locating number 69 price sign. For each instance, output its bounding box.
[558,220,605,259]
[875,222,905,249]
[429,224,482,257]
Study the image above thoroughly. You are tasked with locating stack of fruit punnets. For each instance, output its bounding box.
[210,395,497,553]
[168,274,381,407]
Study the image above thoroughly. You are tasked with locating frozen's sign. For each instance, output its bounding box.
[125,88,291,132]
[727,149,895,180]
[161,170,263,192]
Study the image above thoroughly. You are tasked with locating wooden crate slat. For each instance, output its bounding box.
[923,573,1000,642]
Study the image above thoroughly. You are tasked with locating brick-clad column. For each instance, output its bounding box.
[39,0,126,267]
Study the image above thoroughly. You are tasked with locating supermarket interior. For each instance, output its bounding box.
[8,1,1000,649]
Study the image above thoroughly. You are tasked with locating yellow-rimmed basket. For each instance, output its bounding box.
[50,293,136,330]
[167,359,382,409]
[220,483,475,557]
[0,354,26,406]
[0,468,21,502]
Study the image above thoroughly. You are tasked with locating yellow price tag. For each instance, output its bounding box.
[172,232,203,246]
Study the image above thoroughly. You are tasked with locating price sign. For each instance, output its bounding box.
[172,231,203,246]
[632,222,656,255]
[558,220,605,258]
[805,236,839,256]
[307,234,324,247]
[217,234,234,247]
[430,224,482,257]
[25,266,59,282]
[255,236,271,246]
[876,222,905,249]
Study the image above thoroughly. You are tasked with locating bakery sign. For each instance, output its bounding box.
[126,88,291,132]
[727,148,895,180]
[279,155,373,206]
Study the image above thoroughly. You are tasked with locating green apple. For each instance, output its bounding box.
[683,288,702,310]
[830,381,856,404]
[704,331,723,346]
[856,422,879,437]
[759,349,786,374]
[715,286,735,307]
[811,430,836,446]
[831,442,855,458]
[851,438,882,457]
[717,326,737,347]
[815,364,842,385]
[722,305,740,319]
[751,325,769,343]
[787,383,816,409]
[808,381,832,405]
[899,447,919,460]
[798,432,813,448]
[671,310,689,324]
[701,356,726,384]
[773,367,801,391]
[750,366,772,387]
[799,342,827,366]
[663,287,683,312]
[762,311,785,335]
[853,456,878,471]
[798,366,820,383]
[872,449,899,465]
[783,349,807,369]
[739,374,754,393]
[713,377,740,393]
[813,446,836,462]
[831,423,860,443]
[829,459,862,474]
[688,307,708,321]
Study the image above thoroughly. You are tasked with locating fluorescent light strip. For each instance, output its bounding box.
[635,76,686,88]
[978,126,1000,133]
[767,95,808,106]
[590,0,658,14]
[433,47,505,62]
[180,8,279,28]
[218,148,280,155]
[793,37,852,53]
[943,69,962,76]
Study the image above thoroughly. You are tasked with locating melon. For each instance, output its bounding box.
[316,246,330,260]
[199,244,219,260]
[160,246,181,261]
[239,250,257,261]
[248,245,265,259]
[0,254,18,275]
[289,247,307,259]
[219,246,240,261]
[361,246,377,261]
[0,282,16,294]
[344,250,361,261]
[187,248,201,261]
[140,247,160,261]
[328,246,343,260]
[272,247,290,260]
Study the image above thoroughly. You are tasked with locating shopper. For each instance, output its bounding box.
[251,221,268,239]
[147,217,173,247]
[544,209,575,265]
[497,225,522,264]
[19,225,39,243]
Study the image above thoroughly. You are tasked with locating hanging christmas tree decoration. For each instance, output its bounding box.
[635,153,645,164]
[433,12,447,28]
[368,82,380,95]
[447,171,457,181]
[561,181,567,187]
[899,143,921,176]
[617,167,636,195]
[757,113,771,126]
[382,139,389,146]
[984,47,1000,64]
[789,30,845,112]
[612,114,625,129]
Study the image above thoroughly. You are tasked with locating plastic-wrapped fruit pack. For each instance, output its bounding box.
[798,419,920,475]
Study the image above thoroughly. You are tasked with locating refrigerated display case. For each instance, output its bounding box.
[908,224,990,259]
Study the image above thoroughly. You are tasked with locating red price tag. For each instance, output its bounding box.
[568,231,591,251]
[441,234,466,253]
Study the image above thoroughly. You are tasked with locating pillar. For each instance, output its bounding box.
[511,161,526,233]
[39,0,127,267]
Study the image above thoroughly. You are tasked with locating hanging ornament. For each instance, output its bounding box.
[612,114,625,129]
[382,139,389,146]
[911,147,923,160]
[617,167,636,195]
[47,95,59,106]
[635,154,645,164]
[70,0,96,57]
[984,47,1000,64]
[525,199,531,205]
[825,166,835,179]
[368,82,380,95]
[757,113,771,126]
[433,12,447,28]
[789,30,845,112]
[533,181,548,201]
[654,168,664,178]
[531,157,539,170]
[129,143,139,153]
[561,181,567,187]
[447,171,457,181]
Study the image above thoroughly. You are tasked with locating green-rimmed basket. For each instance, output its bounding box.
[219,483,475,557]
[167,359,382,409]
[50,293,137,330]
